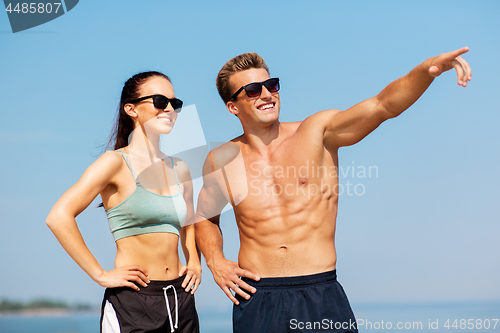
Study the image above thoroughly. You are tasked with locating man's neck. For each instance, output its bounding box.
[241,120,282,152]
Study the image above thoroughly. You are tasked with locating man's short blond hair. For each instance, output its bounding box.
[216,52,270,104]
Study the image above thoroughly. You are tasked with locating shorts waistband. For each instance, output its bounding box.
[241,269,337,289]
[131,275,186,295]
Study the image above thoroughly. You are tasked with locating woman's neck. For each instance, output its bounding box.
[126,124,163,160]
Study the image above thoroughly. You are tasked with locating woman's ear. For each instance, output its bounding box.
[124,103,137,118]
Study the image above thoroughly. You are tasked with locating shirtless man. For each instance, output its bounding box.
[195,49,471,333]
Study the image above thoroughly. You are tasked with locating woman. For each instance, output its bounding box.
[46,71,201,333]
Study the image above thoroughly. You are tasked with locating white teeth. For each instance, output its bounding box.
[258,103,274,110]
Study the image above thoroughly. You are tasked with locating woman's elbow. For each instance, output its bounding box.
[45,210,68,230]
[45,212,58,229]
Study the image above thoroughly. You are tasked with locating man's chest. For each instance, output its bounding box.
[222,143,338,207]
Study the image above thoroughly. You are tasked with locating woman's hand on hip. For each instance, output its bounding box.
[96,266,150,291]
[179,262,202,294]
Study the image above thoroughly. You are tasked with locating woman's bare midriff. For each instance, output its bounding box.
[115,232,182,280]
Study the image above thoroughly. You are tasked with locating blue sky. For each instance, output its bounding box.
[1,0,499,318]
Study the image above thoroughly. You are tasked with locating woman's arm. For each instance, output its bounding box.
[175,158,202,294]
[46,151,150,291]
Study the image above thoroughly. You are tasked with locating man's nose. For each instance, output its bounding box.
[260,85,273,99]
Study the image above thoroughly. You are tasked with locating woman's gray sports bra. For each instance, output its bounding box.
[106,150,187,241]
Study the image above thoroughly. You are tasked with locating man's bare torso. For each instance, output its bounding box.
[210,120,341,277]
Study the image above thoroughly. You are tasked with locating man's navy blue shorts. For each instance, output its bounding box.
[233,270,358,333]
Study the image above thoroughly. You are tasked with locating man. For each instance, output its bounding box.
[195,49,471,333]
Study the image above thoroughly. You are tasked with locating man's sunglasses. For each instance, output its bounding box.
[230,78,280,101]
[128,94,183,112]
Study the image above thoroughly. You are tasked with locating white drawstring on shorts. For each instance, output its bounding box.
[163,285,178,332]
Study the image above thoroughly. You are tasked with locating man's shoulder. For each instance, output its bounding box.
[229,133,245,144]
[208,141,241,170]
[304,109,343,123]
[297,109,343,132]
[282,120,302,130]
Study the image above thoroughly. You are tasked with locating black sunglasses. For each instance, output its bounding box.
[230,78,280,101]
[128,94,183,112]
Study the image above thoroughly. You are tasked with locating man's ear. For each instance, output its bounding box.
[227,101,239,117]
[124,103,138,119]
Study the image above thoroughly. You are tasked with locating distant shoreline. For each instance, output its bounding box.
[0,299,98,317]
[0,307,100,317]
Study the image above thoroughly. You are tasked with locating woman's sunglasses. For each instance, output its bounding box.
[230,78,280,101]
[128,94,183,112]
